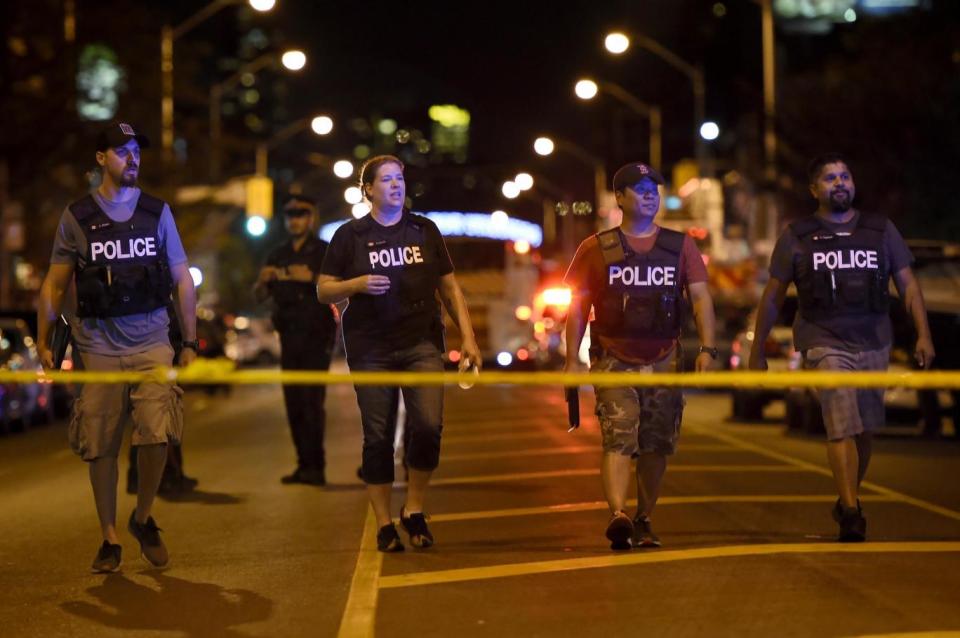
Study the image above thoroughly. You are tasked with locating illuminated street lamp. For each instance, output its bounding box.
[245,215,267,237]
[311,115,334,135]
[604,32,630,55]
[502,181,521,199]
[281,49,307,71]
[700,121,720,141]
[345,186,363,205]
[333,160,354,179]
[533,137,555,156]
[352,202,371,218]
[161,0,277,168]
[514,172,534,191]
[574,79,599,100]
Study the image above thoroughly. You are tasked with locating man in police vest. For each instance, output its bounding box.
[37,121,197,572]
[255,194,337,486]
[749,153,934,542]
[564,162,717,550]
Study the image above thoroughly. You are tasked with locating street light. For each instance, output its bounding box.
[604,29,706,176]
[533,137,555,156]
[209,49,308,180]
[502,181,521,199]
[344,186,363,204]
[245,215,267,237]
[700,121,720,141]
[574,79,599,100]
[311,115,333,135]
[333,160,354,178]
[604,32,630,55]
[161,0,277,168]
[573,77,663,170]
[252,112,332,176]
[351,202,371,218]
[281,49,307,71]
[514,172,534,191]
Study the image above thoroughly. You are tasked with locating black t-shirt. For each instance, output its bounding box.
[320,212,454,357]
[265,235,336,336]
[769,211,913,352]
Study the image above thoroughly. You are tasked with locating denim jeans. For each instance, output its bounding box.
[348,340,444,484]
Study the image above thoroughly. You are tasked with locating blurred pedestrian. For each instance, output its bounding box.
[317,155,480,552]
[254,194,337,486]
[749,152,934,542]
[563,162,717,550]
[37,121,196,572]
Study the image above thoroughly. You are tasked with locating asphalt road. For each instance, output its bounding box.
[2,375,959,638]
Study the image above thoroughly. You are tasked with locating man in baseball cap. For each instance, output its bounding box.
[611,162,665,191]
[95,121,150,152]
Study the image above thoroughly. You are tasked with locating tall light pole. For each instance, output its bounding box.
[254,114,333,176]
[574,78,662,171]
[605,30,706,177]
[533,135,607,212]
[209,49,306,181]
[161,0,276,169]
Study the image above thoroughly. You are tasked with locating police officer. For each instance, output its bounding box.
[564,162,717,550]
[317,155,480,552]
[37,121,196,572]
[749,153,934,542]
[254,195,337,486]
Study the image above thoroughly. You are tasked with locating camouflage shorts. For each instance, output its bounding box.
[591,352,685,457]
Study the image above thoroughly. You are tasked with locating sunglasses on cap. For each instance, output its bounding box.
[283,207,312,218]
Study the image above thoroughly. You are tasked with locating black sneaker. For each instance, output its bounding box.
[831,498,862,524]
[632,515,662,548]
[127,510,169,567]
[400,507,434,548]
[90,541,122,573]
[377,523,405,553]
[838,507,867,543]
[605,511,633,551]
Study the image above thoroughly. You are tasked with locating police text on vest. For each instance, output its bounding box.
[369,246,424,268]
[609,265,676,286]
[812,250,878,271]
[90,237,158,261]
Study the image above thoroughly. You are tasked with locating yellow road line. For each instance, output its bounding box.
[427,465,805,487]
[336,508,382,638]
[688,425,960,523]
[427,494,904,523]
[378,541,960,589]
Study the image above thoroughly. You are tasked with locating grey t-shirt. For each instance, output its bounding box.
[50,188,188,356]
[769,211,913,352]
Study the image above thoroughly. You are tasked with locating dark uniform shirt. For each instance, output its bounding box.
[265,235,336,336]
[320,213,454,357]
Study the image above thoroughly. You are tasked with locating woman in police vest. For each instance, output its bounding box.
[318,155,481,552]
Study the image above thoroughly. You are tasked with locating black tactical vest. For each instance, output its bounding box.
[791,213,889,321]
[591,227,685,340]
[348,211,442,338]
[70,193,172,319]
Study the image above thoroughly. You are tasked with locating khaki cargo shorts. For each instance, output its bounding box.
[591,351,685,457]
[802,345,889,441]
[69,344,184,461]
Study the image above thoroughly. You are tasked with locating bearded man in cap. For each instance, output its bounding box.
[37,121,196,572]
[563,162,717,550]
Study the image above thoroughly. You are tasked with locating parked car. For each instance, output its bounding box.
[0,318,53,433]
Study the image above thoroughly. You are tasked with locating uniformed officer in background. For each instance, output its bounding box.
[255,194,337,486]
[37,121,196,572]
[749,153,934,542]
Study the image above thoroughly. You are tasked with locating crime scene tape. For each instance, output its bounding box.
[4,358,960,389]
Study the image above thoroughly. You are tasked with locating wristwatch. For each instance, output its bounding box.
[181,340,200,351]
[698,345,719,360]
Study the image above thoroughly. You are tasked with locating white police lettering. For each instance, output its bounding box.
[368,245,424,269]
[90,237,157,261]
[812,250,879,271]
[608,265,676,287]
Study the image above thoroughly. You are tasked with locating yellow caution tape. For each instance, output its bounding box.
[3,358,960,389]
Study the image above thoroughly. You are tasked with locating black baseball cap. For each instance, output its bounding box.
[612,162,665,191]
[95,121,150,152]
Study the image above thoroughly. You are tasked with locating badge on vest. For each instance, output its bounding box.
[608,265,676,286]
[812,250,879,271]
[369,245,424,268]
